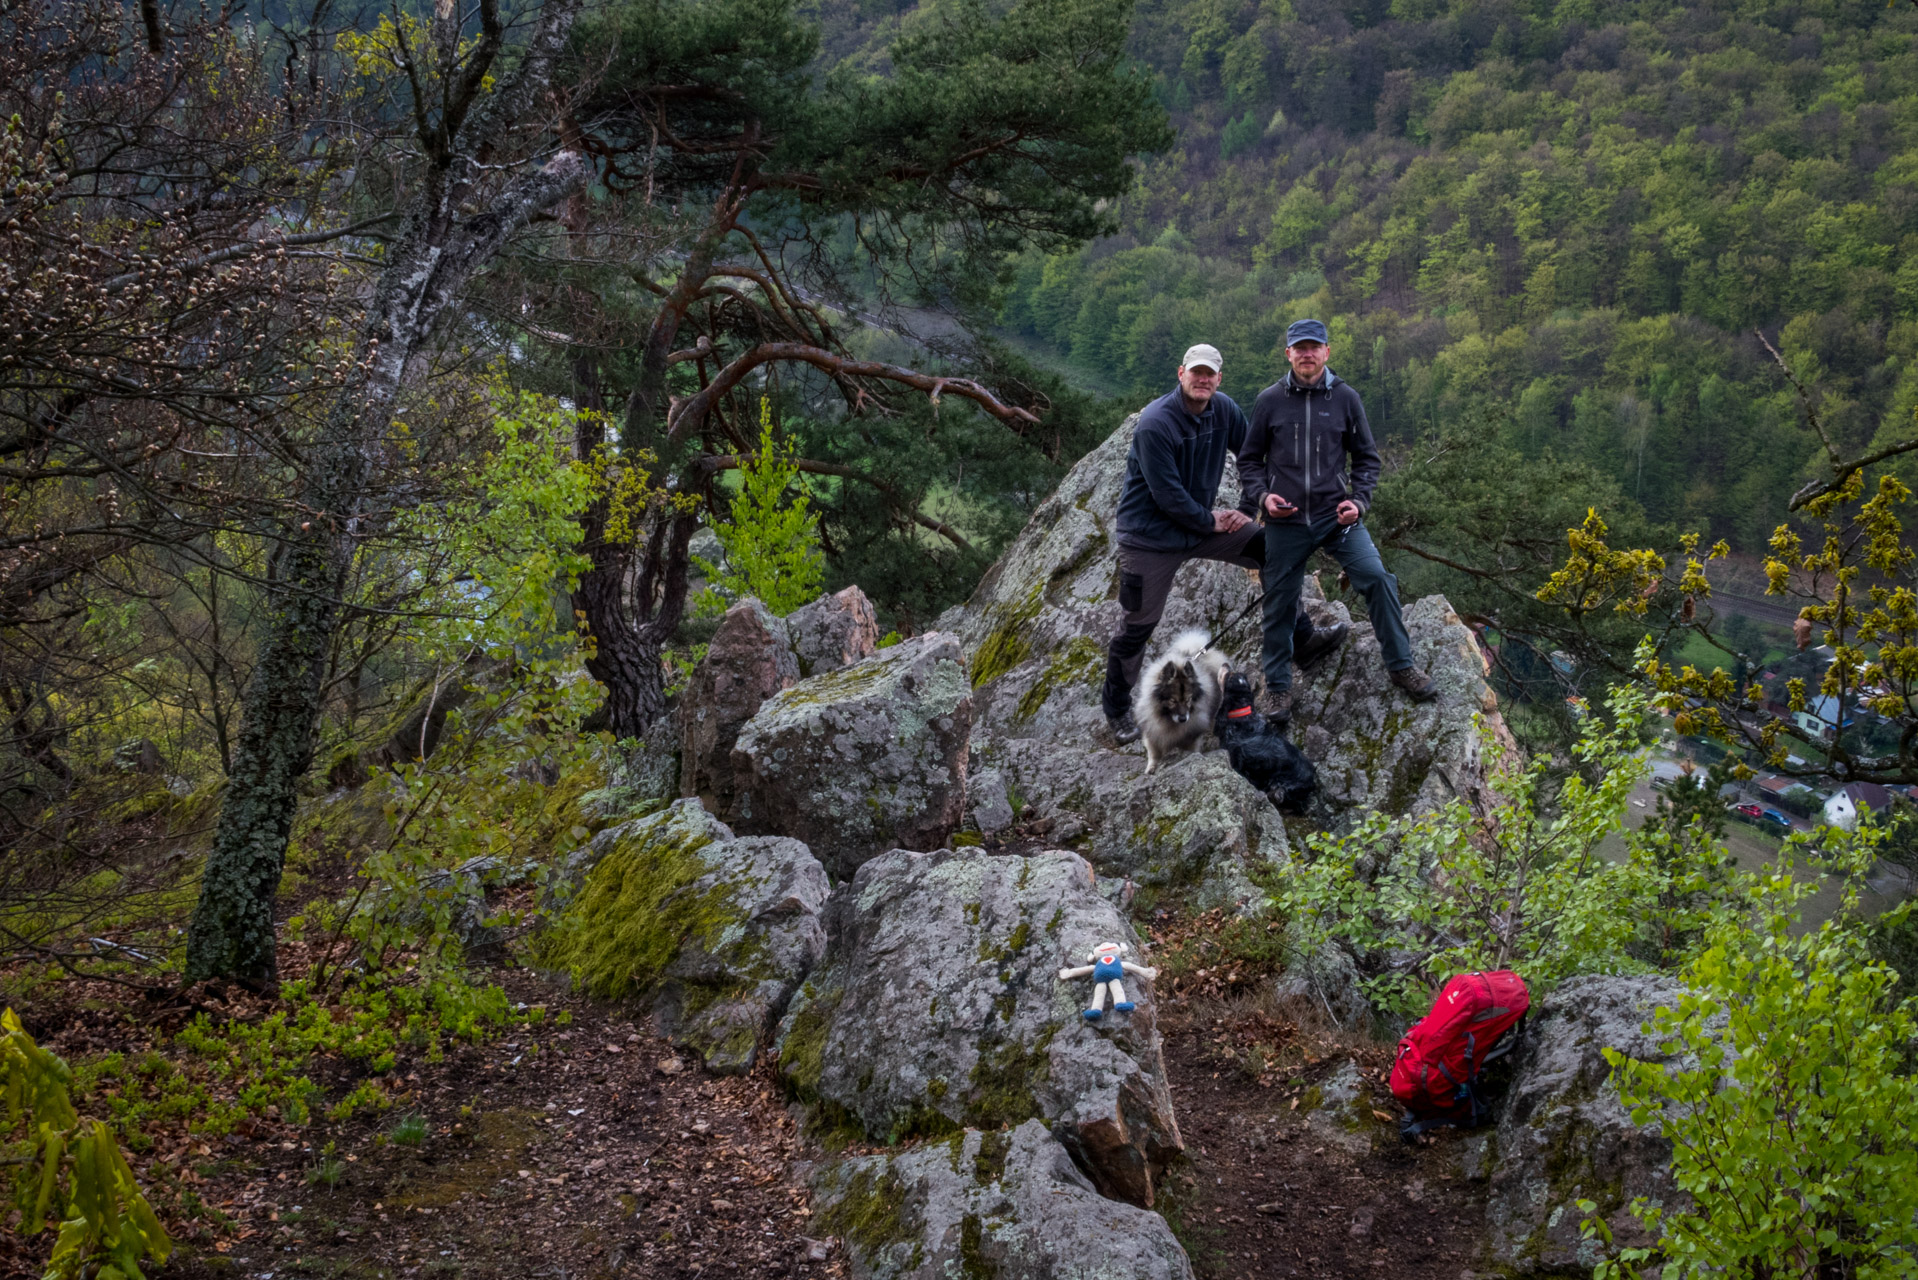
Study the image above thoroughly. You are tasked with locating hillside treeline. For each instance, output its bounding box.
[1000,0,1918,550]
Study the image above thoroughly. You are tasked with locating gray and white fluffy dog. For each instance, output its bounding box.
[1132,629,1229,774]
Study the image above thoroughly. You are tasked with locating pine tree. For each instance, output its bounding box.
[698,403,825,618]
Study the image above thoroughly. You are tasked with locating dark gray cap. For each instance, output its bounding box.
[1285,318,1330,348]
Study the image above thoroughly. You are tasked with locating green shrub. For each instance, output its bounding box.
[695,399,825,617]
[3,1008,173,1280]
[1583,834,1918,1279]
[1272,676,1736,1017]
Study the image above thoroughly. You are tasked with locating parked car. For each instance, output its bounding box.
[1760,809,1793,831]
[1733,802,1764,820]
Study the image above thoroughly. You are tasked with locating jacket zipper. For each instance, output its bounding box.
[1304,386,1314,524]
[1296,395,1311,525]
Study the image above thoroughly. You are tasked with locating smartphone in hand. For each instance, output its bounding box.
[1264,493,1297,517]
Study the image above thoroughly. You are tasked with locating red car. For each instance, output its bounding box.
[1733,802,1764,820]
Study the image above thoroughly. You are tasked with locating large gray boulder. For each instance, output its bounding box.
[550,799,829,1074]
[950,414,1289,904]
[680,598,799,819]
[1483,974,1690,1273]
[729,633,971,881]
[1290,590,1514,819]
[775,848,1182,1207]
[785,584,879,677]
[810,1120,1193,1280]
[977,740,1283,909]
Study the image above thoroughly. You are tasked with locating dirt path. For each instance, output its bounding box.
[1156,1001,1491,1280]
[12,972,843,1280]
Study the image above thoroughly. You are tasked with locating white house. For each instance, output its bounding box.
[1824,782,1896,831]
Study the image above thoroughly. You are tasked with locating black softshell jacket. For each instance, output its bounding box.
[1239,371,1382,526]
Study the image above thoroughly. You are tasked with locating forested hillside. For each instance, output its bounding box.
[999,0,1918,550]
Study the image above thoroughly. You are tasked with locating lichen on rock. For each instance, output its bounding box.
[809,1120,1193,1280]
[774,846,1181,1207]
[729,633,972,881]
[1290,590,1512,821]
[1484,973,1694,1273]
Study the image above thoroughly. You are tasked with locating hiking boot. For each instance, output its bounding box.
[1389,666,1438,702]
[1295,621,1349,670]
[1106,708,1142,745]
[1258,686,1293,723]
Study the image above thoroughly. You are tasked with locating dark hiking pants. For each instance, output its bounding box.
[1260,515,1412,692]
[1101,524,1312,719]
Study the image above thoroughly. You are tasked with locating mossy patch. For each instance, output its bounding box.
[971,1129,1010,1184]
[775,983,844,1096]
[970,586,1043,689]
[965,1027,1054,1129]
[387,1107,541,1209]
[1013,635,1107,721]
[958,1212,998,1278]
[814,1161,919,1263]
[977,920,1032,965]
[539,810,744,1000]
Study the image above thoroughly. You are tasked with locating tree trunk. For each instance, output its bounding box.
[183,2,590,986]
[570,362,699,742]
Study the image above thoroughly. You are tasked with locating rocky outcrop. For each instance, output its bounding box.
[680,599,800,819]
[776,847,1181,1207]
[1290,590,1512,819]
[944,411,1502,905]
[730,634,971,881]
[810,1120,1193,1280]
[785,585,879,677]
[1482,974,1690,1273]
[975,741,1284,909]
[548,800,828,1074]
[957,414,1263,747]
[1299,1058,1398,1156]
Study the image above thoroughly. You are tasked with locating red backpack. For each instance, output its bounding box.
[1389,970,1530,1138]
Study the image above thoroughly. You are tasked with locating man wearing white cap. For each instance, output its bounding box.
[1103,344,1347,743]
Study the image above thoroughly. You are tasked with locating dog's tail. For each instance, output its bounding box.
[1166,629,1211,661]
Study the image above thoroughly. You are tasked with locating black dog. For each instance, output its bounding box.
[1214,670,1317,812]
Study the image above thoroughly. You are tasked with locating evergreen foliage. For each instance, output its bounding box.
[698,403,827,618]
[998,0,1918,551]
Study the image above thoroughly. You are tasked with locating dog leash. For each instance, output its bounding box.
[1203,517,1354,654]
[1209,591,1264,649]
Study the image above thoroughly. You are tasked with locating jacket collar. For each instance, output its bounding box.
[1161,384,1222,423]
[1282,369,1340,393]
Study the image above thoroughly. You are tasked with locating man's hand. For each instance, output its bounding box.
[1262,493,1297,518]
[1336,500,1361,526]
[1213,508,1251,533]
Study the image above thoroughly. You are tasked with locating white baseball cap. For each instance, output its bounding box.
[1181,343,1223,373]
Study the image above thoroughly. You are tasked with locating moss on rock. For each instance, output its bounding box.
[1014,635,1106,721]
[776,982,844,1096]
[970,586,1043,689]
[965,1026,1054,1130]
[540,808,741,1000]
[814,1161,919,1262]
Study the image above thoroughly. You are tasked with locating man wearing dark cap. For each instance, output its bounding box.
[1239,319,1436,722]
[1103,343,1347,743]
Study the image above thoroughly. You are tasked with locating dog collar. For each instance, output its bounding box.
[1225,706,1253,719]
